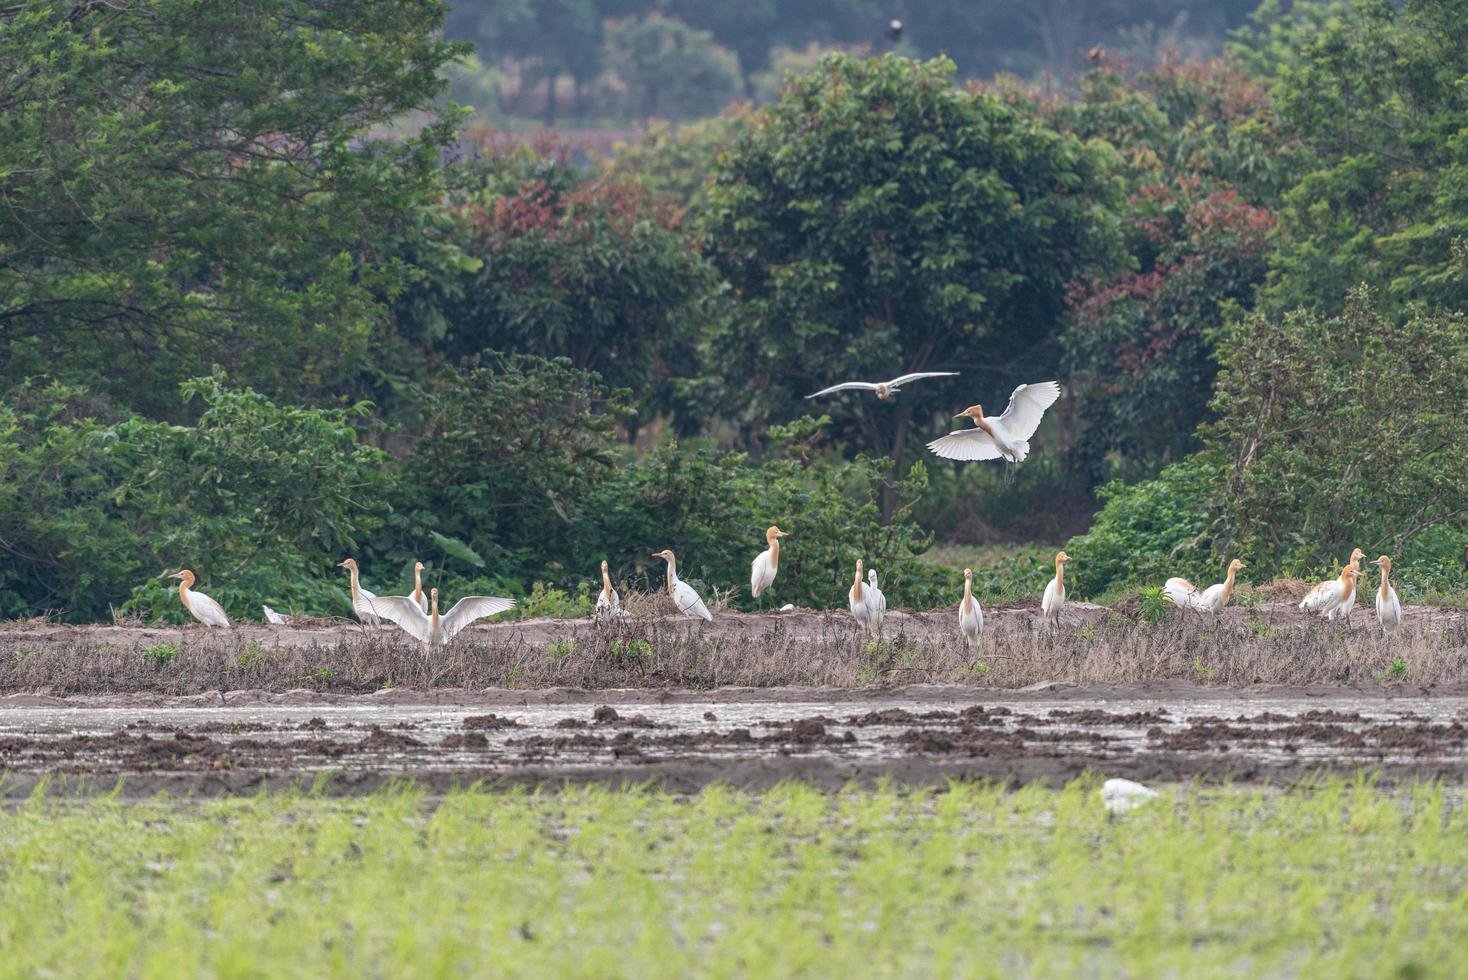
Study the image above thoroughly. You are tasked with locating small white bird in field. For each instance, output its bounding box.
[336,558,381,627]
[411,560,428,613]
[959,568,983,647]
[928,382,1062,465]
[805,371,958,401]
[1163,558,1246,616]
[1299,566,1362,621]
[168,569,230,628]
[1372,555,1402,634]
[595,559,622,621]
[750,525,790,601]
[1101,778,1159,813]
[865,568,886,631]
[372,586,515,651]
[848,558,874,629]
[261,605,288,625]
[652,549,713,621]
[1041,551,1070,627]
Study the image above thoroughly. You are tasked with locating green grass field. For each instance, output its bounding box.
[1,779,1464,977]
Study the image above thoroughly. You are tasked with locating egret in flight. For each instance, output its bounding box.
[1371,556,1401,634]
[959,568,983,647]
[928,382,1062,464]
[1163,558,1246,616]
[652,550,713,621]
[595,560,622,621]
[168,569,229,628]
[805,371,958,401]
[750,526,790,602]
[1041,551,1070,627]
[336,558,381,627]
[372,586,515,651]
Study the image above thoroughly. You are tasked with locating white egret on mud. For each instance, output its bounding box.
[1163,558,1246,616]
[1372,556,1402,634]
[336,558,381,627]
[1101,778,1159,813]
[168,569,229,628]
[805,371,958,401]
[927,381,1062,465]
[595,560,622,621]
[372,586,515,651]
[1299,566,1362,621]
[412,560,428,613]
[652,550,713,621]
[750,526,790,601]
[959,568,983,647]
[848,559,874,629]
[262,605,288,625]
[865,568,886,631]
[1041,551,1070,627]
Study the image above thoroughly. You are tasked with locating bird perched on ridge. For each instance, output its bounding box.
[411,560,428,614]
[1371,555,1401,634]
[805,371,958,401]
[372,587,515,651]
[1041,551,1070,627]
[1163,558,1246,616]
[848,558,874,629]
[750,526,790,602]
[928,382,1062,465]
[262,605,288,626]
[1299,565,1362,621]
[864,568,886,632]
[652,549,713,621]
[168,569,229,628]
[336,558,381,627]
[958,568,983,647]
[595,560,622,621]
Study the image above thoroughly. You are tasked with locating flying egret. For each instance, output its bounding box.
[595,560,622,621]
[167,570,229,628]
[959,568,983,647]
[927,382,1063,464]
[372,586,515,651]
[1101,778,1159,813]
[848,558,873,629]
[1371,556,1402,634]
[262,605,288,625]
[652,550,713,621]
[750,526,790,602]
[1299,566,1362,621]
[336,558,381,627]
[412,560,428,613]
[1041,551,1071,627]
[1163,559,1246,616]
[865,568,886,632]
[805,371,958,401]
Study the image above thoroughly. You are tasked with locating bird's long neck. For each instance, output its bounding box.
[1219,565,1237,605]
[1054,557,1065,591]
[1378,564,1391,600]
[664,557,678,593]
[962,576,974,612]
[177,579,191,604]
[852,567,863,599]
[1341,575,1356,601]
[973,416,997,438]
[430,593,440,633]
[345,565,361,600]
[601,566,613,599]
[412,566,424,605]
[768,535,780,569]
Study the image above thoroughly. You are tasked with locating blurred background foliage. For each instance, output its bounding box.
[2,0,1465,622]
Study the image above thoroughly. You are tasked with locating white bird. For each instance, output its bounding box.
[372,586,515,651]
[1163,558,1246,616]
[594,559,622,621]
[1300,549,1365,621]
[749,525,790,600]
[848,558,874,629]
[168,569,230,628]
[261,605,288,625]
[1041,551,1071,627]
[652,549,713,621]
[1101,778,1159,814]
[1299,566,1362,621]
[865,568,886,631]
[336,558,381,627]
[959,568,983,647]
[805,371,958,401]
[927,382,1063,464]
[1372,555,1402,634]
[411,560,428,614]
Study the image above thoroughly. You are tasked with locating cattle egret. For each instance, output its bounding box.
[805,371,958,401]
[652,550,713,621]
[372,586,515,651]
[928,382,1062,464]
[1299,566,1362,620]
[1300,549,1365,620]
[865,568,887,631]
[1101,778,1159,813]
[412,560,428,613]
[750,526,790,601]
[262,605,288,626]
[1164,558,1246,616]
[336,558,381,627]
[848,558,873,628]
[168,569,229,628]
[959,568,983,647]
[595,560,622,621]
[1372,556,1402,634]
[1041,551,1070,627]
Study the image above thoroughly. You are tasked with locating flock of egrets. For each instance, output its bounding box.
[161,374,1405,646]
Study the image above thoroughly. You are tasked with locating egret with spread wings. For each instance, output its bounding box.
[805,371,958,401]
[373,586,515,651]
[927,382,1062,464]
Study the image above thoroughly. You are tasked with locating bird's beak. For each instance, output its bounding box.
[952,411,966,419]
[167,571,183,580]
[336,560,348,568]
[778,530,790,538]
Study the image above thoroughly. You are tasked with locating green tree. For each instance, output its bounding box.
[601,13,743,119]
[0,0,464,415]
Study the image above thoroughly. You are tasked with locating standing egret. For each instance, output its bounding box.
[1041,551,1071,627]
[959,568,983,647]
[168,570,229,628]
[412,560,428,613]
[927,382,1063,465]
[336,558,381,627]
[1299,566,1362,621]
[372,586,515,651]
[1301,549,1365,619]
[652,550,713,621]
[805,371,958,401]
[1372,556,1402,634]
[750,526,790,603]
[848,559,873,629]
[595,560,621,621]
[865,568,886,632]
[1163,559,1246,616]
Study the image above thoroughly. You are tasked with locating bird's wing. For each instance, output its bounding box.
[675,582,713,621]
[885,371,959,388]
[997,382,1062,442]
[1298,582,1339,611]
[1162,578,1197,607]
[262,605,287,625]
[354,586,380,619]
[371,596,435,644]
[190,592,230,626]
[927,428,1003,461]
[440,595,516,641]
[804,382,880,399]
